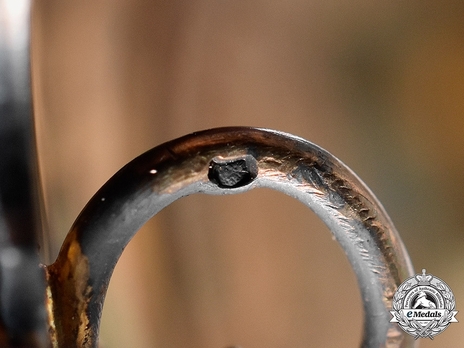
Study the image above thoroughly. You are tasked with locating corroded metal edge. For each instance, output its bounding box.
[45,238,93,348]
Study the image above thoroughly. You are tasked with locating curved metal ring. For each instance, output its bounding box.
[45,127,414,347]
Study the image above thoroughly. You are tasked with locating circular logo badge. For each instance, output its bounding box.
[390,269,458,339]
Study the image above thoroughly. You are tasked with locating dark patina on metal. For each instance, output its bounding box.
[39,127,415,348]
[0,3,416,347]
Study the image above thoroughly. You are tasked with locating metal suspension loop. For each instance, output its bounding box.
[45,127,415,348]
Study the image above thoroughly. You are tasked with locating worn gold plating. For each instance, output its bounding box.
[46,237,92,347]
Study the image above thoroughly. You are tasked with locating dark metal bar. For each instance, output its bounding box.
[45,127,415,348]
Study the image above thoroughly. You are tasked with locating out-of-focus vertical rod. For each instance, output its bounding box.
[0,0,48,346]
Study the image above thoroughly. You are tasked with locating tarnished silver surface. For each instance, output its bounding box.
[46,127,415,348]
[0,2,416,346]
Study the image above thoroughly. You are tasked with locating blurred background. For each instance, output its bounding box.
[30,1,463,347]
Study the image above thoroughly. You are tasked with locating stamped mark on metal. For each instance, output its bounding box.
[208,155,257,189]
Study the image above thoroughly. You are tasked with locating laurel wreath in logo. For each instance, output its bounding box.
[391,280,456,339]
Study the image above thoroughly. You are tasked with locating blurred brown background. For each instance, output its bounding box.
[30,1,463,347]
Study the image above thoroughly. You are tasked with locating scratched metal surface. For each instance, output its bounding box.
[31,1,464,348]
[45,127,414,347]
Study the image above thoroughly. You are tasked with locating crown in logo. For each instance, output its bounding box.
[415,269,432,285]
